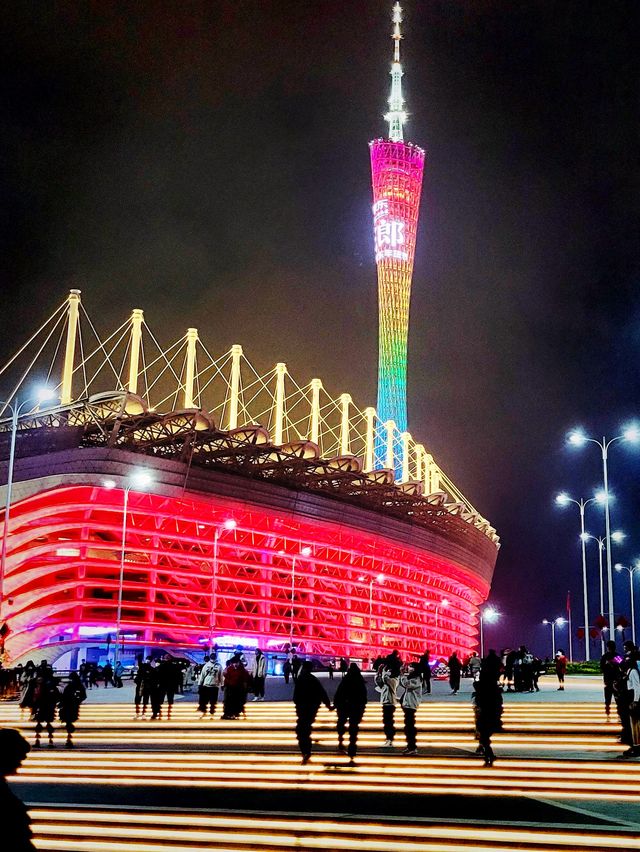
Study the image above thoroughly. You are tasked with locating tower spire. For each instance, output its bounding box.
[384,2,407,142]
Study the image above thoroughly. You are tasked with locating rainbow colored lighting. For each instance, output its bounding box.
[370,140,425,435]
[3,484,487,662]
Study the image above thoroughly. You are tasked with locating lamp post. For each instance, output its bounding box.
[555,491,606,661]
[290,545,312,648]
[210,518,237,649]
[542,617,566,658]
[1,388,55,623]
[103,471,153,665]
[479,606,499,658]
[359,572,385,657]
[433,598,450,657]
[582,530,625,652]
[615,562,640,646]
[567,425,640,647]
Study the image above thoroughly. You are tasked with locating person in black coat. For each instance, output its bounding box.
[473,675,503,766]
[293,660,332,763]
[448,652,462,695]
[0,729,36,850]
[333,662,368,760]
[418,650,432,694]
[59,673,87,748]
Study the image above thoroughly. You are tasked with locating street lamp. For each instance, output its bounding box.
[582,530,625,652]
[567,424,640,647]
[555,490,606,661]
[103,471,153,665]
[359,572,385,657]
[289,545,312,648]
[209,518,237,649]
[615,562,640,646]
[542,617,566,658]
[479,606,499,657]
[433,598,450,657]
[1,387,56,622]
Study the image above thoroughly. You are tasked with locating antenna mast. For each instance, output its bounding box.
[384,2,407,142]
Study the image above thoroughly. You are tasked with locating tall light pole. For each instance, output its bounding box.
[542,617,566,658]
[479,606,499,658]
[103,471,153,665]
[615,562,640,646]
[582,530,625,653]
[359,572,385,658]
[567,425,640,645]
[289,545,312,648]
[210,518,237,649]
[555,491,606,661]
[1,388,55,624]
[434,598,450,657]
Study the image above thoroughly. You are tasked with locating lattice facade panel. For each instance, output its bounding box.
[4,483,488,663]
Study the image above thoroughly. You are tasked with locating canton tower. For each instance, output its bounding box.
[370,2,425,442]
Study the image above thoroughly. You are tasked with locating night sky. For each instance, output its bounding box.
[1,1,639,655]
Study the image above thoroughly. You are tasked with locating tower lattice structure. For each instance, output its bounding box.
[370,2,425,442]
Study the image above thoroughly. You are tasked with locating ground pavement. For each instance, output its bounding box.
[2,675,640,851]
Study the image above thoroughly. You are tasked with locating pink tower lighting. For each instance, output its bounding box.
[370,2,425,440]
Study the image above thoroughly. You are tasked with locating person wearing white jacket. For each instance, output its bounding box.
[399,663,423,755]
[197,655,223,717]
[620,651,640,758]
[252,649,267,701]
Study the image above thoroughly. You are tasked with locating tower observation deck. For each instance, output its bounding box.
[370,2,425,446]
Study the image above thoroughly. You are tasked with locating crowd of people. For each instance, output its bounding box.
[2,639,639,764]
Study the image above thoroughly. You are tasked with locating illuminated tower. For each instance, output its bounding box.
[370,2,425,441]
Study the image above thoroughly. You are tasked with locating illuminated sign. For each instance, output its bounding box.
[373,200,408,262]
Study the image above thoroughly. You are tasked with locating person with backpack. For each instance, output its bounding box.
[198,653,223,717]
[399,662,422,755]
[333,662,368,760]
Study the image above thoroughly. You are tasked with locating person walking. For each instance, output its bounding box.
[252,649,267,701]
[399,662,422,755]
[59,672,86,748]
[339,657,348,678]
[32,675,60,748]
[283,659,292,685]
[0,728,37,850]
[328,659,336,680]
[134,657,154,717]
[619,645,640,758]
[467,652,481,681]
[291,654,301,682]
[102,662,114,688]
[418,650,432,694]
[473,675,503,766]
[448,652,462,695]
[377,655,400,747]
[555,650,568,690]
[293,660,333,764]
[600,640,620,718]
[333,662,368,760]
[198,653,223,717]
[113,660,124,688]
[221,653,252,719]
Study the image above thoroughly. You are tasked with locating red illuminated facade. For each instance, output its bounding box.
[2,442,495,664]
